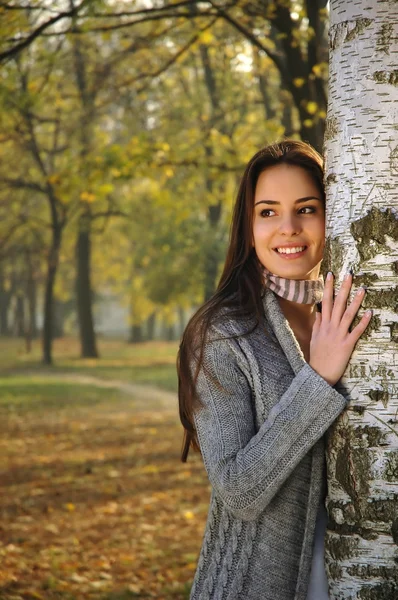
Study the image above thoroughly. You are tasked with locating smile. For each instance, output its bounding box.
[274,246,307,255]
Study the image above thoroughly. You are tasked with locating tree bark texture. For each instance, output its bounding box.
[324,2,398,598]
[76,223,98,358]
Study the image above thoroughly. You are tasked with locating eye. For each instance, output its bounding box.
[259,208,276,218]
[298,206,316,214]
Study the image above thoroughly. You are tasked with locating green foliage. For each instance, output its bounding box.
[0,1,329,341]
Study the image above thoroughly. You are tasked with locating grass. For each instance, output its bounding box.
[0,337,179,392]
[0,337,209,600]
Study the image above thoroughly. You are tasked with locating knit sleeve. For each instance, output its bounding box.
[193,335,346,522]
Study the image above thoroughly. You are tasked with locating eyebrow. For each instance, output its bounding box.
[254,196,322,207]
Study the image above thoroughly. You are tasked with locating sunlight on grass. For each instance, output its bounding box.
[0,338,179,392]
[0,378,125,412]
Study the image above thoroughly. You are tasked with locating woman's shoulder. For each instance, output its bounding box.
[208,296,260,340]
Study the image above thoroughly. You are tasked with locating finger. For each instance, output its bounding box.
[322,272,334,321]
[331,272,352,325]
[340,286,366,330]
[347,309,372,344]
[312,310,321,335]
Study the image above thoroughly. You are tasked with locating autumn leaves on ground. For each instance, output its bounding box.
[0,339,209,600]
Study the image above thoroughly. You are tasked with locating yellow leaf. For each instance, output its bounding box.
[48,174,61,185]
[65,503,75,512]
[80,191,96,203]
[293,78,305,88]
[200,30,214,45]
[183,510,195,520]
[98,183,114,195]
[306,101,318,115]
[303,119,313,128]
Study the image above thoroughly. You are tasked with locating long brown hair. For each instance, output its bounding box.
[177,139,324,461]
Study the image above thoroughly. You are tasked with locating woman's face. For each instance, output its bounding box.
[252,163,325,281]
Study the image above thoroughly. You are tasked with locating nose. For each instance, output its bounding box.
[278,213,301,236]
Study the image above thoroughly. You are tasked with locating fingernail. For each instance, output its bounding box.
[356,286,366,295]
[327,271,333,281]
[344,272,351,280]
[365,309,373,317]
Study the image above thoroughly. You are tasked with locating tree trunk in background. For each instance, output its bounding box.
[0,270,11,336]
[199,43,223,301]
[146,312,156,341]
[166,323,174,342]
[43,226,62,365]
[26,257,38,339]
[76,220,98,358]
[266,0,328,151]
[129,323,143,344]
[14,294,25,337]
[324,2,398,597]
[71,9,99,359]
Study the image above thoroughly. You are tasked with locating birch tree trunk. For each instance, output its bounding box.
[324,2,398,598]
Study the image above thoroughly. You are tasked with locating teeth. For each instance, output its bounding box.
[277,246,305,254]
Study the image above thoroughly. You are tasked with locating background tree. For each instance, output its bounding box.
[324,2,398,597]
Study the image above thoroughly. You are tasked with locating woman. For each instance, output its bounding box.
[177,140,372,600]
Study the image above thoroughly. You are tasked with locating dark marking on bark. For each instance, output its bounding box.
[383,452,398,482]
[389,323,398,343]
[366,498,398,523]
[335,435,371,516]
[393,261,398,276]
[353,273,379,288]
[349,563,398,581]
[352,404,366,415]
[345,18,373,42]
[368,389,390,407]
[327,561,343,581]
[390,145,398,174]
[351,312,381,340]
[324,116,338,141]
[362,425,388,448]
[363,288,398,312]
[377,22,393,55]
[391,519,398,545]
[325,534,359,560]
[350,207,398,261]
[358,582,398,599]
[326,172,337,186]
[330,18,373,50]
[322,236,345,277]
[373,70,398,86]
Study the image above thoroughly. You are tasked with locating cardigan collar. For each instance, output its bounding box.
[262,288,307,376]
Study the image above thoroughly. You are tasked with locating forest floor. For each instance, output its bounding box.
[0,339,210,600]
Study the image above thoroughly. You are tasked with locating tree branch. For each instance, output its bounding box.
[0,0,90,63]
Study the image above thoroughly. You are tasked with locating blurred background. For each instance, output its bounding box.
[0,1,329,598]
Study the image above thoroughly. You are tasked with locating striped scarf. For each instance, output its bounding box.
[263,268,324,305]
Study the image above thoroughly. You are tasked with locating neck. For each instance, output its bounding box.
[277,297,317,333]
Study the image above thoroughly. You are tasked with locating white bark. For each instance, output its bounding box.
[325,1,398,598]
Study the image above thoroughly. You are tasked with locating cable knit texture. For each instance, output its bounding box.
[189,289,347,600]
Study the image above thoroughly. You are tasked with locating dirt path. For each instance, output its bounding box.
[21,371,177,409]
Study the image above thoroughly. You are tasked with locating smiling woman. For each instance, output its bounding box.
[177,140,372,600]
[253,164,325,281]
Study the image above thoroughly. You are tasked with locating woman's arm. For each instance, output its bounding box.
[194,338,346,522]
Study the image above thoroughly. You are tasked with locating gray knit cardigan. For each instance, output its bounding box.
[190,288,347,600]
